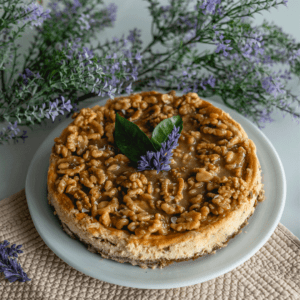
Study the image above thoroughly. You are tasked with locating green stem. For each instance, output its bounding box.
[1,70,6,96]
[273,103,300,117]
[141,38,158,55]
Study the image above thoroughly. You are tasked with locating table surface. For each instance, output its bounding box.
[0,0,299,239]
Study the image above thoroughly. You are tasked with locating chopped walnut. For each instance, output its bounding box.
[161,203,185,215]
[171,211,201,232]
[51,91,263,238]
[97,197,119,227]
[196,168,214,182]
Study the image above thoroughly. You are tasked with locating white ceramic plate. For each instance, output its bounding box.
[25,97,286,289]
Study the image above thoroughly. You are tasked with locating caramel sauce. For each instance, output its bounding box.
[51,91,256,238]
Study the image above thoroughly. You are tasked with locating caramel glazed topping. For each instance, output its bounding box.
[51,91,263,239]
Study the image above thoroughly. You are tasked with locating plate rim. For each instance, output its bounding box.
[25,96,286,289]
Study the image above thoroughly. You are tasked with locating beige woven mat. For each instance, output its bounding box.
[0,190,299,300]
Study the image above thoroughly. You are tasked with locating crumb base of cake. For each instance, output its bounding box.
[48,189,261,269]
[59,208,254,269]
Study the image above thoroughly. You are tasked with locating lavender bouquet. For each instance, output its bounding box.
[0,0,299,144]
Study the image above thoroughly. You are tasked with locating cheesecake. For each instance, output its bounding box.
[47,91,265,269]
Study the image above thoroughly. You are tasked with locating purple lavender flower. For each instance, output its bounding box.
[127,29,142,43]
[19,69,33,85]
[135,53,142,63]
[106,85,117,99]
[60,96,73,112]
[125,82,133,94]
[289,49,300,64]
[48,1,116,33]
[206,75,216,87]
[215,34,233,57]
[0,121,28,144]
[62,38,82,59]
[25,68,34,78]
[42,96,73,121]
[19,3,50,27]
[7,121,20,138]
[32,96,73,123]
[147,78,165,89]
[60,38,138,99]
[48,2,60,17]
[46,102,63,121]
[20,131,28,143]
[0,257,31,283]
[261,76,285,97]
[0,240,30,283]
[239,31,264,59]
[258,109,274,128]
[105,3,118,23]
[160,5,171,19]
[198,0,222,15]
[19,68,42,86]
[49,0,81,16]
[178,71,216,93]
[85,3,117,28]
[0,241,23,258]
[75,36,142,98]
[137,126,181,173]
[77,13,95,32]
[73,0,82,11]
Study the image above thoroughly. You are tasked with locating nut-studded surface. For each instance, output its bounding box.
[47,91,264,268]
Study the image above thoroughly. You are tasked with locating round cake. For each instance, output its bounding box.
[47,91,265,269]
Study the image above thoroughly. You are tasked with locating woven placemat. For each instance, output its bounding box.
[0,190,299,300]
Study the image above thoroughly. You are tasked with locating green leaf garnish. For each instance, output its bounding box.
[150,116,183,150]
[114,113,156,163]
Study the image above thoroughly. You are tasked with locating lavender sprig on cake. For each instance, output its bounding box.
[138,126,181,173]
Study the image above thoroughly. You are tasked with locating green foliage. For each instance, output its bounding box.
[151,115,183,150]
[0,0,299,144]
[114,113,157,162]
